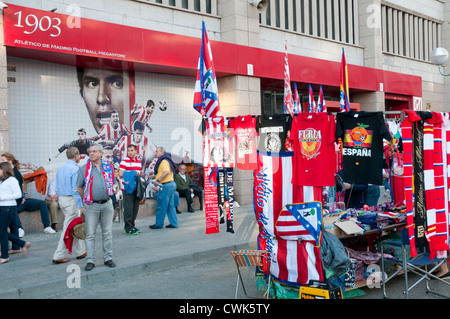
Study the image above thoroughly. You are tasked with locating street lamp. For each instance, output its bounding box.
[430,47,450,76]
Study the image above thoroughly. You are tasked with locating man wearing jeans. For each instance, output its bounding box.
[119,144,143,235]
[149,147,178,229]
[77,143,116,271]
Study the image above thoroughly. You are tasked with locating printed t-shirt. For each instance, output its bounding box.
[289,113,336,186]
[203,116,234,168]
[336,111,392,185]
[98,123,130,142]
[256,114,292,153]
[229,114,258,170]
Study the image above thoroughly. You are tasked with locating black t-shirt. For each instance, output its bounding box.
[256,114,292,152]
[336,111,392,185]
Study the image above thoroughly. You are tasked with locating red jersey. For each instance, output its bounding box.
[229,115,258,170]
[98,123,130,143]
[131,105,153,130]
[289,113,336,186]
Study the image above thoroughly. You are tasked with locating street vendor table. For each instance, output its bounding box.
[337,222,407,240]
[336,222,407,291]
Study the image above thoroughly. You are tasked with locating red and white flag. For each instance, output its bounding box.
[283,41,294,114]
[317,85,326,112]
[340,48,351,112]
[253,151,324,285]
[270,238,325,285]
[254,152,324,236]
[293,82,301,113]
[308,85,316,113]
[276,202,323,246]
[254,151,294,237]
[193,21,220,118]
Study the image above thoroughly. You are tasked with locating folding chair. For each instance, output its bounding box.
[230,250,272,299]
[380,228,450,299]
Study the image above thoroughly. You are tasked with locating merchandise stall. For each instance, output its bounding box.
[202,109,450,299]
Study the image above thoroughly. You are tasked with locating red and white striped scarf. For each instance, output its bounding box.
[401,115,417,257]
[442,113,450,258]
[423,120,437,259]
[402,111,450,259]
[83,159,114,205]
[428,113,449,254]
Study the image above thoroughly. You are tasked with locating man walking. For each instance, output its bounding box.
[149,147,178,229]
[119,144,143,235]
[77,143,116,271]
[52,147,86,264]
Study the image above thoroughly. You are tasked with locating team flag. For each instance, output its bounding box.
[339,48,351,112]
[254,152,325,285]
[193,21,221,118]
[317,85,326,112]
[308,85,316,113]
[293,82,301,113]
[283,41,294,114]
[270,238,324,285]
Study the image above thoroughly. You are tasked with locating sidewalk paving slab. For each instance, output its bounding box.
[0,205,258,299]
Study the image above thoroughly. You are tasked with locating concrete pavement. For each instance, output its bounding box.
[2,203,449,300]
[0,204,259,299]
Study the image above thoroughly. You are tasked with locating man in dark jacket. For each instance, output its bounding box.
[336,170,368,209]
[174,164,203,212]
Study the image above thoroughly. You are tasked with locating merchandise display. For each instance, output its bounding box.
[201,110,450,298]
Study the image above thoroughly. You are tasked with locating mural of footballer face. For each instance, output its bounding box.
[77,67,126,133]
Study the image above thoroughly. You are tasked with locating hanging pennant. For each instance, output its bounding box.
[226,168,235,233]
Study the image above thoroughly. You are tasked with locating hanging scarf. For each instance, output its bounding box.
[225,168,235,234]
[411,112,430,253]
[401,113,417,257]
[204,167,219,234]
[443,113,450,253]
[83,159,114,204]
[429,112,450,253]
[216,168,235,233]
[403,110,436,257]
[423,119,437,259]
[217,168,226,224]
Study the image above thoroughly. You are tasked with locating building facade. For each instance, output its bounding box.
[0,0,448,205]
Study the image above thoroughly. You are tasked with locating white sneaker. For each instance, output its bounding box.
[44,227,56,234]
[18,228,25,238]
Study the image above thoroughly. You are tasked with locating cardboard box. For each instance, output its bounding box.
[323,217,365,237]
[323,216,342,237]
[335,220,364,236]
